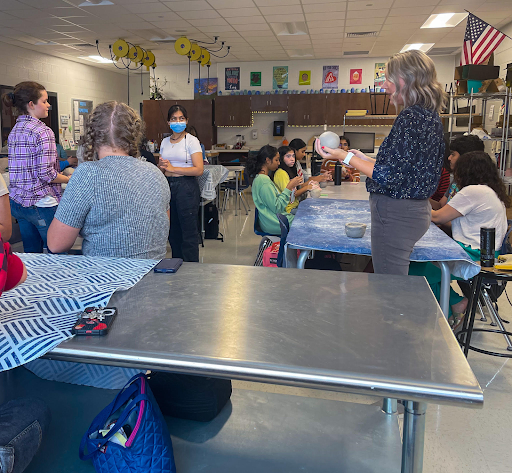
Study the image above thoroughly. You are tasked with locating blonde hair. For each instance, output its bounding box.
[386,50,447,114]
[83,101,143,161]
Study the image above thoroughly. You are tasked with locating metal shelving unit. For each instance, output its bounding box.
[448,88,512,176]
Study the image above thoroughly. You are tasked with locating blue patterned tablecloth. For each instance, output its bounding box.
[197,165,230,200]
[286,199,480,279]
[0,254,158,372]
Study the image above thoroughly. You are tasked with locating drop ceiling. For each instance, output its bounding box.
[0,0,511,70]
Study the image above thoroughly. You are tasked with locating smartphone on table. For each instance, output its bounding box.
[153,258,183,273]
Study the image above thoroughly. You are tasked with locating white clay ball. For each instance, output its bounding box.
[310,188,322,198]
[319,131,340,149]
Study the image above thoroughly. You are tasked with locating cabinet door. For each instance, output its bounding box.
[214,96,234,126]
[233,96,252,126]
[251,95,269,112]
[267,94,288,112]
[143,100,177,141]
[288,95,311,126]
[325,94,344,125]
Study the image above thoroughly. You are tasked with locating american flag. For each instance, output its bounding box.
[461,13,506,66]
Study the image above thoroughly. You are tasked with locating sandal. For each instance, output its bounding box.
[451,313,466,332]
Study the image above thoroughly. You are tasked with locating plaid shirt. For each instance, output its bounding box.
[8,115,62,207]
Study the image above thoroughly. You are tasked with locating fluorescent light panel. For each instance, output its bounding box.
[78,55,112,63]
[421,13,467,29]
[400,43,435,53]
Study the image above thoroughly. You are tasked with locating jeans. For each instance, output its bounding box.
[0,398,51,473]
[167,176,200,262]
[9,200,57,253]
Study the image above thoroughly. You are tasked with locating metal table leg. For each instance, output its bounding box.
[401,401,427,473]
[438,262,451,319]
[382,398,397,414]
[297,250,311,269]
[235,170,239,217]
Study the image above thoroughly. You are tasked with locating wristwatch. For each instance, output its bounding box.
[343,152,354,166]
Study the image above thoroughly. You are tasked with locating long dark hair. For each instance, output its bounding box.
[247,145,277,177]
[277,146,297,179]
[167,104,188,121]
[454,151,510,207]
[2,81,46,115]
[449,134,484,156]
[289,138,306,151]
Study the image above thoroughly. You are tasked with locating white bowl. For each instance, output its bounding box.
[345,222,366,238]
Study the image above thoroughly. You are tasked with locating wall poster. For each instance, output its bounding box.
[299,70,311,86]
[350,69,362,85]
[374,63,386,87]
[272,66,288,89]
[250,72,261,86]
[71,99,93,141]
[194,78,218,99]
[225,67,240,90]
[322,66,339,89]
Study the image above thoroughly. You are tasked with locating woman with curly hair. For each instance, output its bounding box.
[47,101,170,258]
[411,151,509,327]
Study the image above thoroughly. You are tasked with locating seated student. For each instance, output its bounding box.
[431,134,484,210]
[430,138,451,202]
[139,135,158,166]
[56,140,78,172]
[339,135,360,182]
[249,145,302,235]
[411,151,509,328]
[273,146,316,214]
[47,101,170,259]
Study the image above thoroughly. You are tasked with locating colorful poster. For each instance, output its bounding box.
[273,66,288,89]
[350,69,362,85]
[374,63,386,87]
[299,70,311,86]
[250,72,261,87]
[225,67,240,90]
[194,78,218,99]
[322,65,339,89]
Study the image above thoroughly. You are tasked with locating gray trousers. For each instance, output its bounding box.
[369,193,431,276]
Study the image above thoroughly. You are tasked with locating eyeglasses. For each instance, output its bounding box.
[169,117,186,123]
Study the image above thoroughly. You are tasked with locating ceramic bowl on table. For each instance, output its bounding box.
[345,222,366,238]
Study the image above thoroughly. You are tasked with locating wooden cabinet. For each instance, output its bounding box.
[251,94,288,112]
[288,95,326,126]
[215,96,252,126]
[325,93,397,126]
[143,99,216,149]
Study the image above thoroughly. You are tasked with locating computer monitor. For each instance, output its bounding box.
[343,132,375,154]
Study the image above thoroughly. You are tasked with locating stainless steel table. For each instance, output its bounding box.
[47,264,483,473]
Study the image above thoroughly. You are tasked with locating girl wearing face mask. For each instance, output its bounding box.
[159,105,204,262]
[273,146,316,214]
[3,81,69,253]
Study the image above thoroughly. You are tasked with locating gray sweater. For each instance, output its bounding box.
[55,155,170,259]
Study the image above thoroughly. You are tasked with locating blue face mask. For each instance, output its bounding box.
[170,122,186,133]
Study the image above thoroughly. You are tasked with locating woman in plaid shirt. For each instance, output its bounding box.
[2,82,69,253]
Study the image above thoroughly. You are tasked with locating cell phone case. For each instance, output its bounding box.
[153,258,183,273]
[72,307,118,336]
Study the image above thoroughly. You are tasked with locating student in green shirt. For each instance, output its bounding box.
[248,145,302,235]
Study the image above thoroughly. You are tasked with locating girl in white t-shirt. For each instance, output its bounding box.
[423,151,509,328]
[159,105,204,262]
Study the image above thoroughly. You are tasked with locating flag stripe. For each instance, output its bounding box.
[472,26,493,56]
[475,33,505,64]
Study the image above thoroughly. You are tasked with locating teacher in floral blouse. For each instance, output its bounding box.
[316,50,446,275]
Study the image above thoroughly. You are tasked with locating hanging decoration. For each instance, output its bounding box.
[174,35,231,89]
[95,39,157,106]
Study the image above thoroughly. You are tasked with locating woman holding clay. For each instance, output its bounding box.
[316,50,446,275]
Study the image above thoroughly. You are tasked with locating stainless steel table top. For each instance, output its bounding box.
[48,263,483,407]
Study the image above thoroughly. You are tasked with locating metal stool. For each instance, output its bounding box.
[457,268,512,357]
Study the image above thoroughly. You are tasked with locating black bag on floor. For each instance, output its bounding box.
[200,203,223,241]
[146,372,232,422]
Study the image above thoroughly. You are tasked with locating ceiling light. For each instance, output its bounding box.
[78,55,112,63]
[35,41,59,45]
[400,43,435,53]
[270,22,308,36]
[78,0,114,6]
[421,13,467,28]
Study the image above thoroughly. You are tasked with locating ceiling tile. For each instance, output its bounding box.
[305,11,345,21]
[254,0,299,5]
[259,5,303,15]
[0,0,33,10]
[6,9,53,19]
[234,23,271,31]
[150,20,196,29]
[347,0,393,10]
[266,14,305,22]
[301,0,345,4]
[307,19,345,28]
[227,16,266,25]
[125,3,172,14]
[207,0,256,7]
[176,9,220,20]
[187,17,229,26]
[346,8,389,19]
[384,15,429,24]
[388,6,435,16]
[163,1,211,11]
[303,2,346,13]
[197,25,234,32]
[216,7,261,17]
[347,18,383,26]
[138,12,182,21]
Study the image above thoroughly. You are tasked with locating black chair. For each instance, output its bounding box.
[457,221,512,357]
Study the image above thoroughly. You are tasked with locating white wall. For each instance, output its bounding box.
[156,55,456,149]
[0,41,131,144]
[129,72,150,116]
[495,20,512,75]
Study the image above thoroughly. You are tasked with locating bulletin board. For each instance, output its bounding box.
[72,99,93,143]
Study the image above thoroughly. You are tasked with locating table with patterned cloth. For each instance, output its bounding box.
[197,165,230,201]
[285,199,481,318]
[0,254,159,387]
